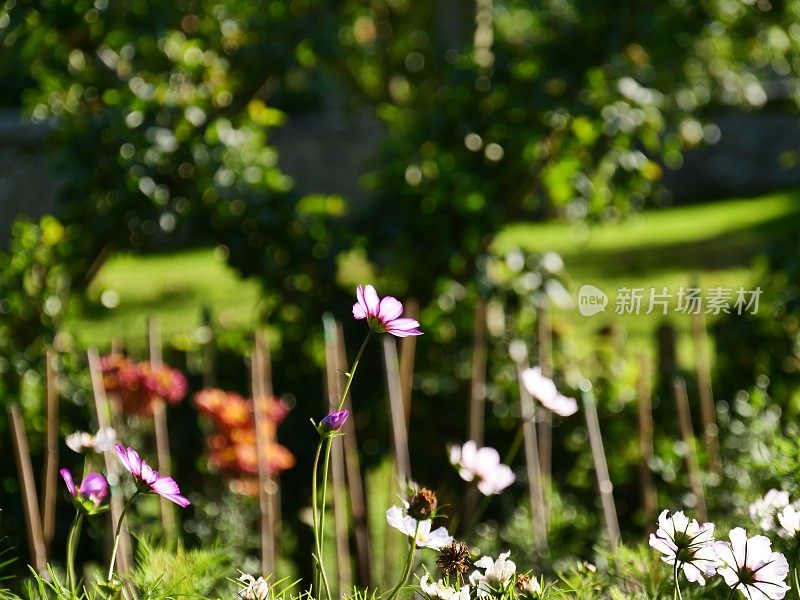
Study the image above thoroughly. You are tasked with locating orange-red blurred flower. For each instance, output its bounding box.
[193,388,294,496]
[101,354,188,416]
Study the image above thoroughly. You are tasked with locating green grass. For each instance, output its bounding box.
[65,248,262,351]
[63,192,800,355]
[495,191,800,358]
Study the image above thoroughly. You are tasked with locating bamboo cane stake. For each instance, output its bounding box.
[334,324,372,588]
[252,332,278,576]
[463,300,488,530]
[537,301,552,524]
[399,299,419,428]
[672,376,708,522]
[580,381,621,550]
[323,319,352,597]
[147,317,176,539]
[691,309,721,476]
[515,364,547,551]
[637,351,657,528]
[383,336,411,482]
[383,336,410,589]
[42,349,59,553]
[9,404,47,572]
[87,348,132,574]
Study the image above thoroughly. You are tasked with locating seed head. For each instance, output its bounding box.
[436,540,471,576]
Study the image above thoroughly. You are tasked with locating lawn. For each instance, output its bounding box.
[64,192,800,357]
[65,247,262,351]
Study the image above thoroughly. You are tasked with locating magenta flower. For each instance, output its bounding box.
[352,284,422,337]
[60,468,109,510]
[114,444,190,507]
[318,410,349,434]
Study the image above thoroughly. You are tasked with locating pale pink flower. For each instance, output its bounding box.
[715,527,790,600]
[648,509,719,585]
[352,284,422,337]
[520,367,578,417]
[386,506,452,549]
[778,504,800,538]
[114,444,190,507]
[750,490,790,532]
[449,441,515,496]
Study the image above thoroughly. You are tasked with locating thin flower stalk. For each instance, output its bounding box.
[311,439,333,600]
[386,520,421,600]
[65,510,83,594]
[107,491,141,581]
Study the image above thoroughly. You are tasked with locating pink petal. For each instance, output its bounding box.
[150,476,181,496]
[363,285,380,316]
[385,318,422,337]
[160,493,191,508]
[378,297,403,322]
[80,473,109,502]
[352,303,367,319]
[60,468,77,497]
[353,286,368,319]
[115,444,134,475]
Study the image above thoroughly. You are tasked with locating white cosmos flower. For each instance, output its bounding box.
[419,575,469,600]
[449,441,515,496]
[469,551,517,597]
[749,490,790,532]
[386,506,453,550]
[66,427,117,454]
[236,574,270,600]
[714,527,790,600]
[778,504,800,538]
[648,509,719,585]
[520,367,578,417]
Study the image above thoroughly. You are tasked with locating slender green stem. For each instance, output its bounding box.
[311,441,333,600]
[386,521,420,600]
[106,491,140,581]
[792,537,800,600]
[318,437,333,559]
[673,561,683,600]
[336,331,372,412]
[66,510,83,595]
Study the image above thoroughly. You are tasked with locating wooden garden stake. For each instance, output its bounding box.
[383,336,411,482]
[537,300,553,524]
[515,364,547,551]
[691,309,721,476]
[637,352,657,528]
[252,332,278,577]
[88,348,133,574]
[399,298,419,428]
[323,319,352,597]
[42,349,60,553]
[463,300,488,528]
[334,324,372,588]
[147,317,176,539]
[672,376,708,522]
[9,404,47,572]
[580,381,621,550]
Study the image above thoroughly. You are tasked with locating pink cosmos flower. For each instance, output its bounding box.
[114,444,190,507]
[449,441,516,496]
[60,468,109,507]
[520,367,578,417]
[352,285,422,337]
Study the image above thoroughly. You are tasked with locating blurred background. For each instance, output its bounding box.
[3,0,800,589]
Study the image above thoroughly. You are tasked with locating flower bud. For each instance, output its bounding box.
[408,487,438,520]
[318,410,349,434]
